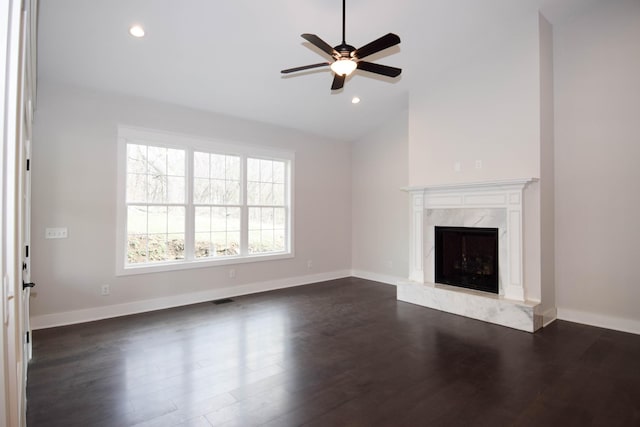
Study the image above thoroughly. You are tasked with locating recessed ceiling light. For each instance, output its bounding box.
[129,25,145,38]
[351,96,361,104]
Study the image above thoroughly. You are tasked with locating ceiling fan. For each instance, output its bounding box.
[281,0,402,91]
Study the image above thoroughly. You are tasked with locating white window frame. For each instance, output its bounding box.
[116,126,294,276]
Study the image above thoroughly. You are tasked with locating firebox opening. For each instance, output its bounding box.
[434,226,499,294]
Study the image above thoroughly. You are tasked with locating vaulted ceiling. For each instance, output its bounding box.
[37,0,599,141]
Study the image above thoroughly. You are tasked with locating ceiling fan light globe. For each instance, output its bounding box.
[330,59,357,76]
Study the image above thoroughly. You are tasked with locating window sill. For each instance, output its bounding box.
[116,252,294,276]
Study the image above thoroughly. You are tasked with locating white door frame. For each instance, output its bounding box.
[1,0,37,426]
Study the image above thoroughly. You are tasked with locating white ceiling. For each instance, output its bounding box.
[37,0,599,142]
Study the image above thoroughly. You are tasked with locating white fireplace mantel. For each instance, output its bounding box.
[398,178,542,332]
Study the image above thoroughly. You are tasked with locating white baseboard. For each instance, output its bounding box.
[31,270,351,330]
[350,270,403,286]
[557,307,640,335]
[541,307,558,327]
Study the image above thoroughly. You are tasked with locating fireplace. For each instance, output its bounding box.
[435,226,499,294]
[397,179,544,332]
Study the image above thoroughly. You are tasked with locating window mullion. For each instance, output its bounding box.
[241,155,249,256]
[184,148,195,261]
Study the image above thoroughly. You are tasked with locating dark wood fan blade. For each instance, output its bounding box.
[301,34,338,58]
[357,61,402,78]
[331,74,346,90]
[281,62,330,74]
[352,33,400,60]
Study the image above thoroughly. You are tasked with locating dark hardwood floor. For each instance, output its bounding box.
[27,277,640,426]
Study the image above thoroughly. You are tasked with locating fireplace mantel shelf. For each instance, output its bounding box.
[401,178,538,193]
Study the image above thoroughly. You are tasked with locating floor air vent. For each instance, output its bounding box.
[212,298,234,305]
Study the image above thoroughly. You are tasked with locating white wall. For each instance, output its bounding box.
[408,13,541,186]
[30,82,352,327]
[554,0,640,334]
[351,106,409,283]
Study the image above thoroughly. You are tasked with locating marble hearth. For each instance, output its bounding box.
[397,179,543,332]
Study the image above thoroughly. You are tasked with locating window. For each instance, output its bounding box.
[117,127,293,275]
[247,158,287,254]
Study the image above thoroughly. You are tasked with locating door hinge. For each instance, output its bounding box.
[25,245,29,258]
[26,159,30,171]
[22,262,27,270]
[26,331,30,344]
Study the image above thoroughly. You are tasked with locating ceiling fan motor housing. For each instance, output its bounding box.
[334,43,356,59]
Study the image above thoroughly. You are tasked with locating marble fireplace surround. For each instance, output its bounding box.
[397,179,543,332]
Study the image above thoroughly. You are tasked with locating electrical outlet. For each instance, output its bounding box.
[475,160,483,169]
[454,161,461,172]
[229,269,236,278]
[307,260,313,269]
[45,227,68,239]
[101,284,110,296]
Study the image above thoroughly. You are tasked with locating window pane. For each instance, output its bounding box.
[127,174,147,203]
[127,205,147,234]
[274,208,285,228]
[228,208,240,231]
[147,234,167,261]
[194,152,209,178]
[148,175,167,203]
[127,144,147,174]
[193,178,210,204]
[260,159,273,182]
[273,184,285,205]
[167,207,185,233]
[261,207,274,229]
[274,231,285,251]
[211,179,225,204]
[247,206,285,255]
[147,146,167,175]
[262,230,275,252]
[210,154,226,179]
[148,206,167,234]
[247,158,260,182]
[273,161,285,184]
[195,207,211,232]
[248,230,261,254]
[226,156,240,180]
[198,206,242,258]
[128,234,148,263]
[167,177,185,204]
[195,232,211,258]
[260,183,274,205]
[248,207,260,230]
[247,182,260,205]
[212,232,229,256]
[227,232,240,255]
[211,207,227,232]
[225,180,240,205]
[167,233,185,260]
[167,149,185,176]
